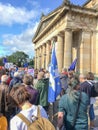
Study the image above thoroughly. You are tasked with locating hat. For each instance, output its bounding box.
[1,75,9,83]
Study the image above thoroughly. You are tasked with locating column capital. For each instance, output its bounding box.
[65,28,72,32]
[46,40,51,44]
[51,36,57,43]
[82,29,93,34]
[57,31,64,37]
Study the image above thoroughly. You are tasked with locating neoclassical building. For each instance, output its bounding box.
[32,0,98,74]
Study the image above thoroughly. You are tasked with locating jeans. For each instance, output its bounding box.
[89,104,95,121]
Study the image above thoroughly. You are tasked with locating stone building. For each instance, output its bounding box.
[32,0,98,74]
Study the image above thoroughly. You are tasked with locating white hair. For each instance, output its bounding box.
[14,71,20,77]
[1,75,9,82]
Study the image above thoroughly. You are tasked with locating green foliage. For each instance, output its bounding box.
[0,57,3,66]
[0,51,35,67]
[29,58,34,68]
[0,51,30,67]
[8,51,29,67]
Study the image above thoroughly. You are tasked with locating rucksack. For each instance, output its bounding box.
[17,106,56,130]
[87,80,98,97]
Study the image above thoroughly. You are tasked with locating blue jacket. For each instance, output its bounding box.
[9,77,23,91]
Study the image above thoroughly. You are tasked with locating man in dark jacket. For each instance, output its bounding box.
[9,71,23,92]
[60,68,68,95]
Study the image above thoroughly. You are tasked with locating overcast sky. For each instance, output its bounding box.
[0,0,87,58]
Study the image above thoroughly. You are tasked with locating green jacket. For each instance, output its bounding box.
[58,91,89,130]
[35,78,49,107]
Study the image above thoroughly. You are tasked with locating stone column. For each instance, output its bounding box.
[91,31,96,73]
[79,31,91,73]
[56,32,64,72]
[36,49,38,69]
[43,44,46,69]
[41,46,43,69]
[37,48,40,69]
[96,31,98,74]
[79,32,84,73]
[34,49,37,69]
[72,47,77,61]
[49,41,52,63]
[39,47,42,69]
[46,41,51,69]
[64,28,72,69]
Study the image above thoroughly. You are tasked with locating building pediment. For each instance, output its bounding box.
[33,3,97,43]
[84,0,98,10]
[35,14,57,39]
[33,5,64,43]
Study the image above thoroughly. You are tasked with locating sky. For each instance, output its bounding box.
[0,0,87,58]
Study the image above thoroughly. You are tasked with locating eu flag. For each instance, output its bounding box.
[48,44,61,103]
[3,57,8,64]
[68,58,77,71]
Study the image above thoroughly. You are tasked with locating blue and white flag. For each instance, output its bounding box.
[68,58,77,71]
[48,44,61,103]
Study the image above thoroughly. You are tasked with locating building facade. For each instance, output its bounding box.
[33,0,98,74]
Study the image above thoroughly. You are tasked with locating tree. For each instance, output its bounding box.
[0,57,3,66]
[7,51,29,67]
[29,58,34,68]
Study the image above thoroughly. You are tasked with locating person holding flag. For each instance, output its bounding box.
[48,42,61,103]
[68,58,77,71]
[48,42,61,128]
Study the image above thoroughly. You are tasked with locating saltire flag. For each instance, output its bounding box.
[68,58,77,71]
[3,57,8,64]
[48,43,61,103]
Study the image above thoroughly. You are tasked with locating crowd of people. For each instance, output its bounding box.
[0,65,97,130]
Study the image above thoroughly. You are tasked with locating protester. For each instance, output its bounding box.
[0,75,9,115]
[58,76,89,130]
[79,73,92,99]
[60,68,68,95]
[35,71,49,111]
[9,71,23,92]
[45,70,50,79]
[0,68,6,83]
[86,72,96,129]
[22,74,39,105]
[68,70,74,80]
[9,68,16,79]
[10,85,48,130]
[0,74,11,128]
[33,69,38,87]
[79,72,96,129]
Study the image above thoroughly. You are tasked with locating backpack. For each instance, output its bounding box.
[0,115,8,130]
[17,106,56,130]
[87,80,98,97]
